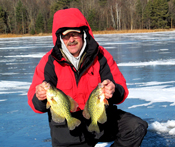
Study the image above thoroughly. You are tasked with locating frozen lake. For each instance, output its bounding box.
[0,31,175,147]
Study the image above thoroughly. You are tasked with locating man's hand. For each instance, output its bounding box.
[102,79,115,99]
[35,82,47,101]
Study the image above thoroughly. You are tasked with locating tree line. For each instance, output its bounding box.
[0,0,175,34]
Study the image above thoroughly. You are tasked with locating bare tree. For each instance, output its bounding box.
[23,0,39,32]
[110,6,116,29]
[115,0,122,30]
[126,0,137,30]
[168,0,175,28]
[37,0,50,32]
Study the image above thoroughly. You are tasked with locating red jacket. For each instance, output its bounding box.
[28,8,129,114]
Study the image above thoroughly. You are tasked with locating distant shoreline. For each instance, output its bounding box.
[0,29,175,38]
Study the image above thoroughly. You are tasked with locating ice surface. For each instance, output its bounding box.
[127,81,175,107]
[1,32,175,147]
[0,80,31,95]
[4,53,46,58]
[118,59,175,66]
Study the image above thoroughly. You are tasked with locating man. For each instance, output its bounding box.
[28,8,148,147]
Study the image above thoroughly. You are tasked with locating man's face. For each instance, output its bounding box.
[62,32,83,57]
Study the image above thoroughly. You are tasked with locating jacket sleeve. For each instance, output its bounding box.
[27,51,57,113]
[98,46,129,105]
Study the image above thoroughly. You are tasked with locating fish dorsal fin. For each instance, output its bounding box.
[67,96,78,112]
[98,107,107,124]
[50,108,65,123]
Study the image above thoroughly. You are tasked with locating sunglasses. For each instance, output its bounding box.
[61,32,82,40]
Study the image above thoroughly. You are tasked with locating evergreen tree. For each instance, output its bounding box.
[151,0,169,29]
[16,0,23,33]
[99,0,107,7]
[50,0,71,15]
[143,0,153,29]
[47,0,72,33]
[158,0,169,28]
[35,12,44,33]
[168,0,175,28]
[173,0,175,26]
[151,0,159,28]
[47,15,53,33]
[15,0,27,34]
[136,0,143,29]
[0,6,5,33]
[0,0,175,34]
[0,6,10,34]
[87,9,99,31]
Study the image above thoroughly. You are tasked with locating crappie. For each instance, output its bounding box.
[43,82,81,130]
[83,83,109,133]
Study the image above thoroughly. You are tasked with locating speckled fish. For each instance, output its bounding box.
[43,82,81,130]
[83,83,109,133]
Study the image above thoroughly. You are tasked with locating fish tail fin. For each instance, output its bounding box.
[88,122,100,134]
[67,117,81,130]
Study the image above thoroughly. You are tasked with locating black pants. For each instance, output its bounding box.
[50,105,148,147]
